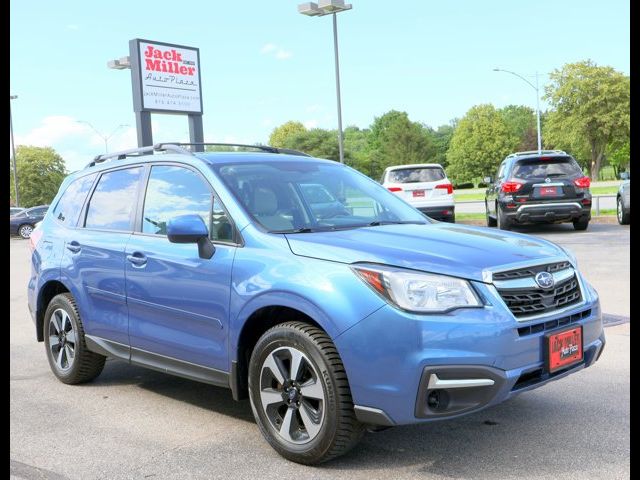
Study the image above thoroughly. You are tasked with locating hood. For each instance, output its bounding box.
[285,223,566,282]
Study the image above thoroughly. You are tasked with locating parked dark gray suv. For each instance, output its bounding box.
[484,150,592,231]
[617,172,630,224]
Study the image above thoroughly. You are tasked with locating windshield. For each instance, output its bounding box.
[387,167,445,183]
[512,157,583,179]
[213,161,428,232]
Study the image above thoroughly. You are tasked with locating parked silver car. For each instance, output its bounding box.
[617,172,630,224]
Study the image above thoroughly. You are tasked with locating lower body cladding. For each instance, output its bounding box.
[335,276,604,426]
[502,201,591,225]
[417,205,455,223]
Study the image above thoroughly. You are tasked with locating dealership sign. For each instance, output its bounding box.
[133,39,203,114]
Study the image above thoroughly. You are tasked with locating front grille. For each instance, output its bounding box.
[497,274,582,318]
[517,308,591,337]
[493,261,571,280]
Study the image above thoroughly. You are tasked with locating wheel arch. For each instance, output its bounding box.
[231,303,327,401]
[36,280,71,342]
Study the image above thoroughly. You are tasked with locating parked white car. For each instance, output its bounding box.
[381,163,455,222]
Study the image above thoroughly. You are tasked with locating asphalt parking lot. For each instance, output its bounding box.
[10,223,629,480]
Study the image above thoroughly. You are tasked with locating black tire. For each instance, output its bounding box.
[486,202,497,227]
[496,205,511,230]
[43,293,106,384]
[573,217,590,231]
[248,321,364,465]
[617,196,630,225]
[18,224,34,239]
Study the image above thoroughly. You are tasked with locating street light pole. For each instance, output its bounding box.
[493,68,542,154]
[298,1,353,164]
[10,95,19,207]
[332,12,345,164]
[77,121,129,153]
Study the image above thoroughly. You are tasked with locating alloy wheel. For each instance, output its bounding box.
[48,308,76,372]
[259,346,326,444]
[617,198,623,223]
[19,225,33,239]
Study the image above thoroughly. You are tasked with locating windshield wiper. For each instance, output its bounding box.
[367,220,426,227]
[274,227,317,233]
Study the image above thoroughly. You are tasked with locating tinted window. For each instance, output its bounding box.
[387,167,445,183]
[52,174,97,226]
[214,162,427,233]
[85,167,143,231]
[142,166,219,239]
[28,207,48,217]
[512,157,583,179]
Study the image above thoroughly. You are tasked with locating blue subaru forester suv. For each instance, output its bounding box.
[28,143,605,464]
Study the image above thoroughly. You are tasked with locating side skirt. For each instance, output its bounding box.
[85,334,230,389]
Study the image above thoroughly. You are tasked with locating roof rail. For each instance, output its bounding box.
[161,142,312,157]
[506,149,567,158]
[86,143,193,168]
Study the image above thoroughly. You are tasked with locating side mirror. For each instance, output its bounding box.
[483,176,493,184]
[620,172,630,180]
[167,214,215,259]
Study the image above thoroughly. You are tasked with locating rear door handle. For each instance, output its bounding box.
[126,252,147,267]
[66,241,81,254]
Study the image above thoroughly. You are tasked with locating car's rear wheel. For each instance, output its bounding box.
[44,293,106,384]
[617,197,630,225]
[248,321,364,465]
[496,205,511,230]
[18,224,34,239]
[572,217,590,231]
[486,202,497,227]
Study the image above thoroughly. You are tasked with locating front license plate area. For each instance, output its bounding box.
[545,326,583,373]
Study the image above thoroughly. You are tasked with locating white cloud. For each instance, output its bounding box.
[261,43,292,60]
[304,119,319,129]
[306,104,322,113]
[260,43,277,54]
[275,49,292,60]
[14,116,86,147]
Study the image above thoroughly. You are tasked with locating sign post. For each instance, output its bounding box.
[128,39,204,151]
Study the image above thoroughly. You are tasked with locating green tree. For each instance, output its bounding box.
[446,104,515,183]
[366,110,432,179]
[10,146,67,207]
[500,105,537,151]
[543,60,630,179]
[281,128,343,162]
[427,121,457,169]
[268,121,307,147]
[343,125,371,173]
[607,140,630,177]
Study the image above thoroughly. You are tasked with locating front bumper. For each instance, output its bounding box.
[335,273,604,426]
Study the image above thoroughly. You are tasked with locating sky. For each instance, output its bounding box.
[10,0,630,172]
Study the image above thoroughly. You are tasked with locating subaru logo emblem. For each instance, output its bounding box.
[545,178,551,183]
[535,271,555,289]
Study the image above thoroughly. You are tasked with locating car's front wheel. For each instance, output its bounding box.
[248,322,364,465]
[18,224,34,239]
[617,197,630,225]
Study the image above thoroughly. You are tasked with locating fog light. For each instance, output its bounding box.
[427,391,440,409]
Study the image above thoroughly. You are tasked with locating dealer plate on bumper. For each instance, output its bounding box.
[545,326,583,373]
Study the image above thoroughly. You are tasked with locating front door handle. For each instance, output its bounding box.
[126,252,148,267]
[66,241,81,254]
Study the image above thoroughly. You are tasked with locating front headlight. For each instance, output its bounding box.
[351,264,482,313]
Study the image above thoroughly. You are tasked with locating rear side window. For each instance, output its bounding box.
[28,207,48,217]
[387,167,445,183]
[512,157,583,179]
[85,167,143,231]
[52,173,96,226]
